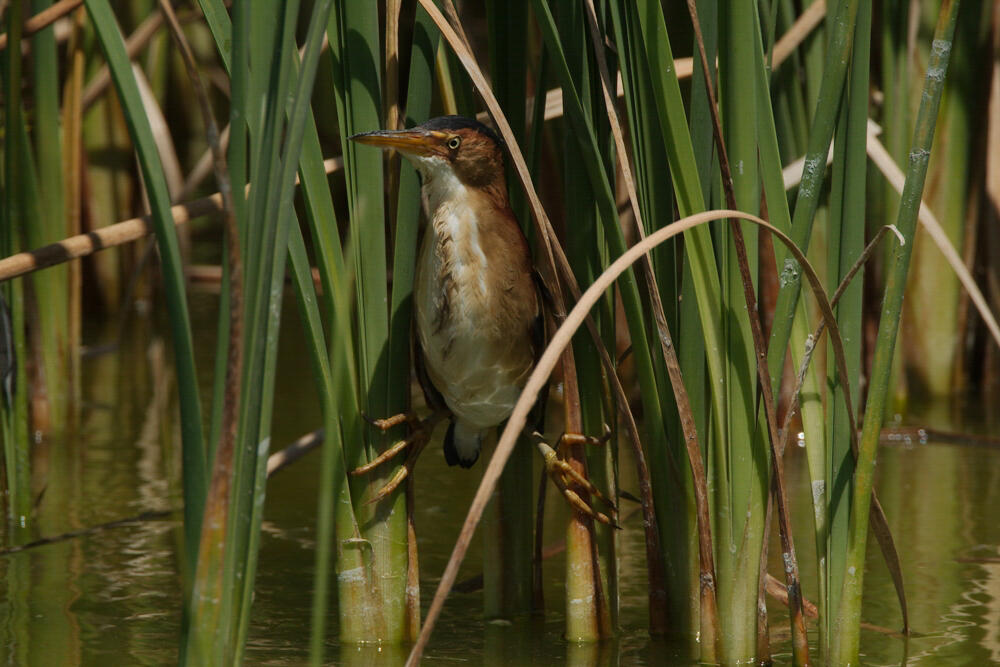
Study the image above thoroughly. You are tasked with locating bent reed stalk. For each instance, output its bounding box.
[407,207,861,665]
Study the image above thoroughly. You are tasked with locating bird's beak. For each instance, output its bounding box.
[349,128,445,157]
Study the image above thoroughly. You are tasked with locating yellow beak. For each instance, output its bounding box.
[349,128,446,157]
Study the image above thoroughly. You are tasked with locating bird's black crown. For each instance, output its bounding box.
[420,115,504,147]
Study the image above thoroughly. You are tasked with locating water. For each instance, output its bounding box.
[1,295,997,664]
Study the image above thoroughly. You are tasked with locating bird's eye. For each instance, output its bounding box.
[447,136,461,150]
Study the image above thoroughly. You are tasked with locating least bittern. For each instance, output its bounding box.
[350,116,614,525]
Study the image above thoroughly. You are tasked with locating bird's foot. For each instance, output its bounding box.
[352,409,448,503]
[532,427,620,528]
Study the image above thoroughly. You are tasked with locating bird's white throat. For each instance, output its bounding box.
[410,155,489,299]
[408,154,467,217]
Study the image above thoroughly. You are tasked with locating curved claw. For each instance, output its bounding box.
[560,487,620,529]
[352,434,418,476]
[353,410,447,478]
[366,464,410,504]
[365,434,431,504]
[357,412,446,502]
[535,433,620,529]
[547,456,617,510]
[361,411,420,432]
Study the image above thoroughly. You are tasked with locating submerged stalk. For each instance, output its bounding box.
[832,0,960,662]
[1,0,33,541]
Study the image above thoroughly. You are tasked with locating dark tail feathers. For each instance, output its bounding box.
[443,420,481,468]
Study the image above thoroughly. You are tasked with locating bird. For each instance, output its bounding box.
[351,116,539,469]
[349,116,615,525]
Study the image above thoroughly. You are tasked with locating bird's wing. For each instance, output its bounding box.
[413,318,448,414]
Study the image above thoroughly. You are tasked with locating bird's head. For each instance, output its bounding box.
[350,116,506,192]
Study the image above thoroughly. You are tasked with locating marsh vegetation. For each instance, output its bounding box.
[1,0,998,665]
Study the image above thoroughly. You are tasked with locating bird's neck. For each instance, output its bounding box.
[417,161,509,224]
[419,163,468,219]
[421,174,488,271]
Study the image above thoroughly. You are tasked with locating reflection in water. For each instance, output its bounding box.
[2,299,999,665]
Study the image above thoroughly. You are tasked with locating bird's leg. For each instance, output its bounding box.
[352,409,448,503]
[353,411,424,474]
[361,410,421,432]
[531,427,620,529]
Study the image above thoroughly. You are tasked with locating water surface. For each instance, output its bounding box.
[1,296,997,665]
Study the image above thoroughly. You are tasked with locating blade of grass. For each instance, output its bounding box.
[589,0,712,647]
[833,0,961,661]
[902,0,987,394]
[822,0,871,655]
[753,19,838,655]
[766,0,864,393]
[627,3,733,548]
[27,0,72,437]
[327,0,410,643]
[193,0,232,72]
[694,0,813,657]
[715,1,779,660]
[613,0,705,642]
[627,2,780,661]
[300,11,375,658]
[84,0,206,566]
[384,2,435,631]
[232,2,335,658]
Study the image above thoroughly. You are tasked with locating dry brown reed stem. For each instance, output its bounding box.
[266,429,323,476]
[582,0,695,640]
[0,196,214,281]
[404,478,421,638]
[0,0,82,50]
[0,157,342,283]
[440,0,473,53]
